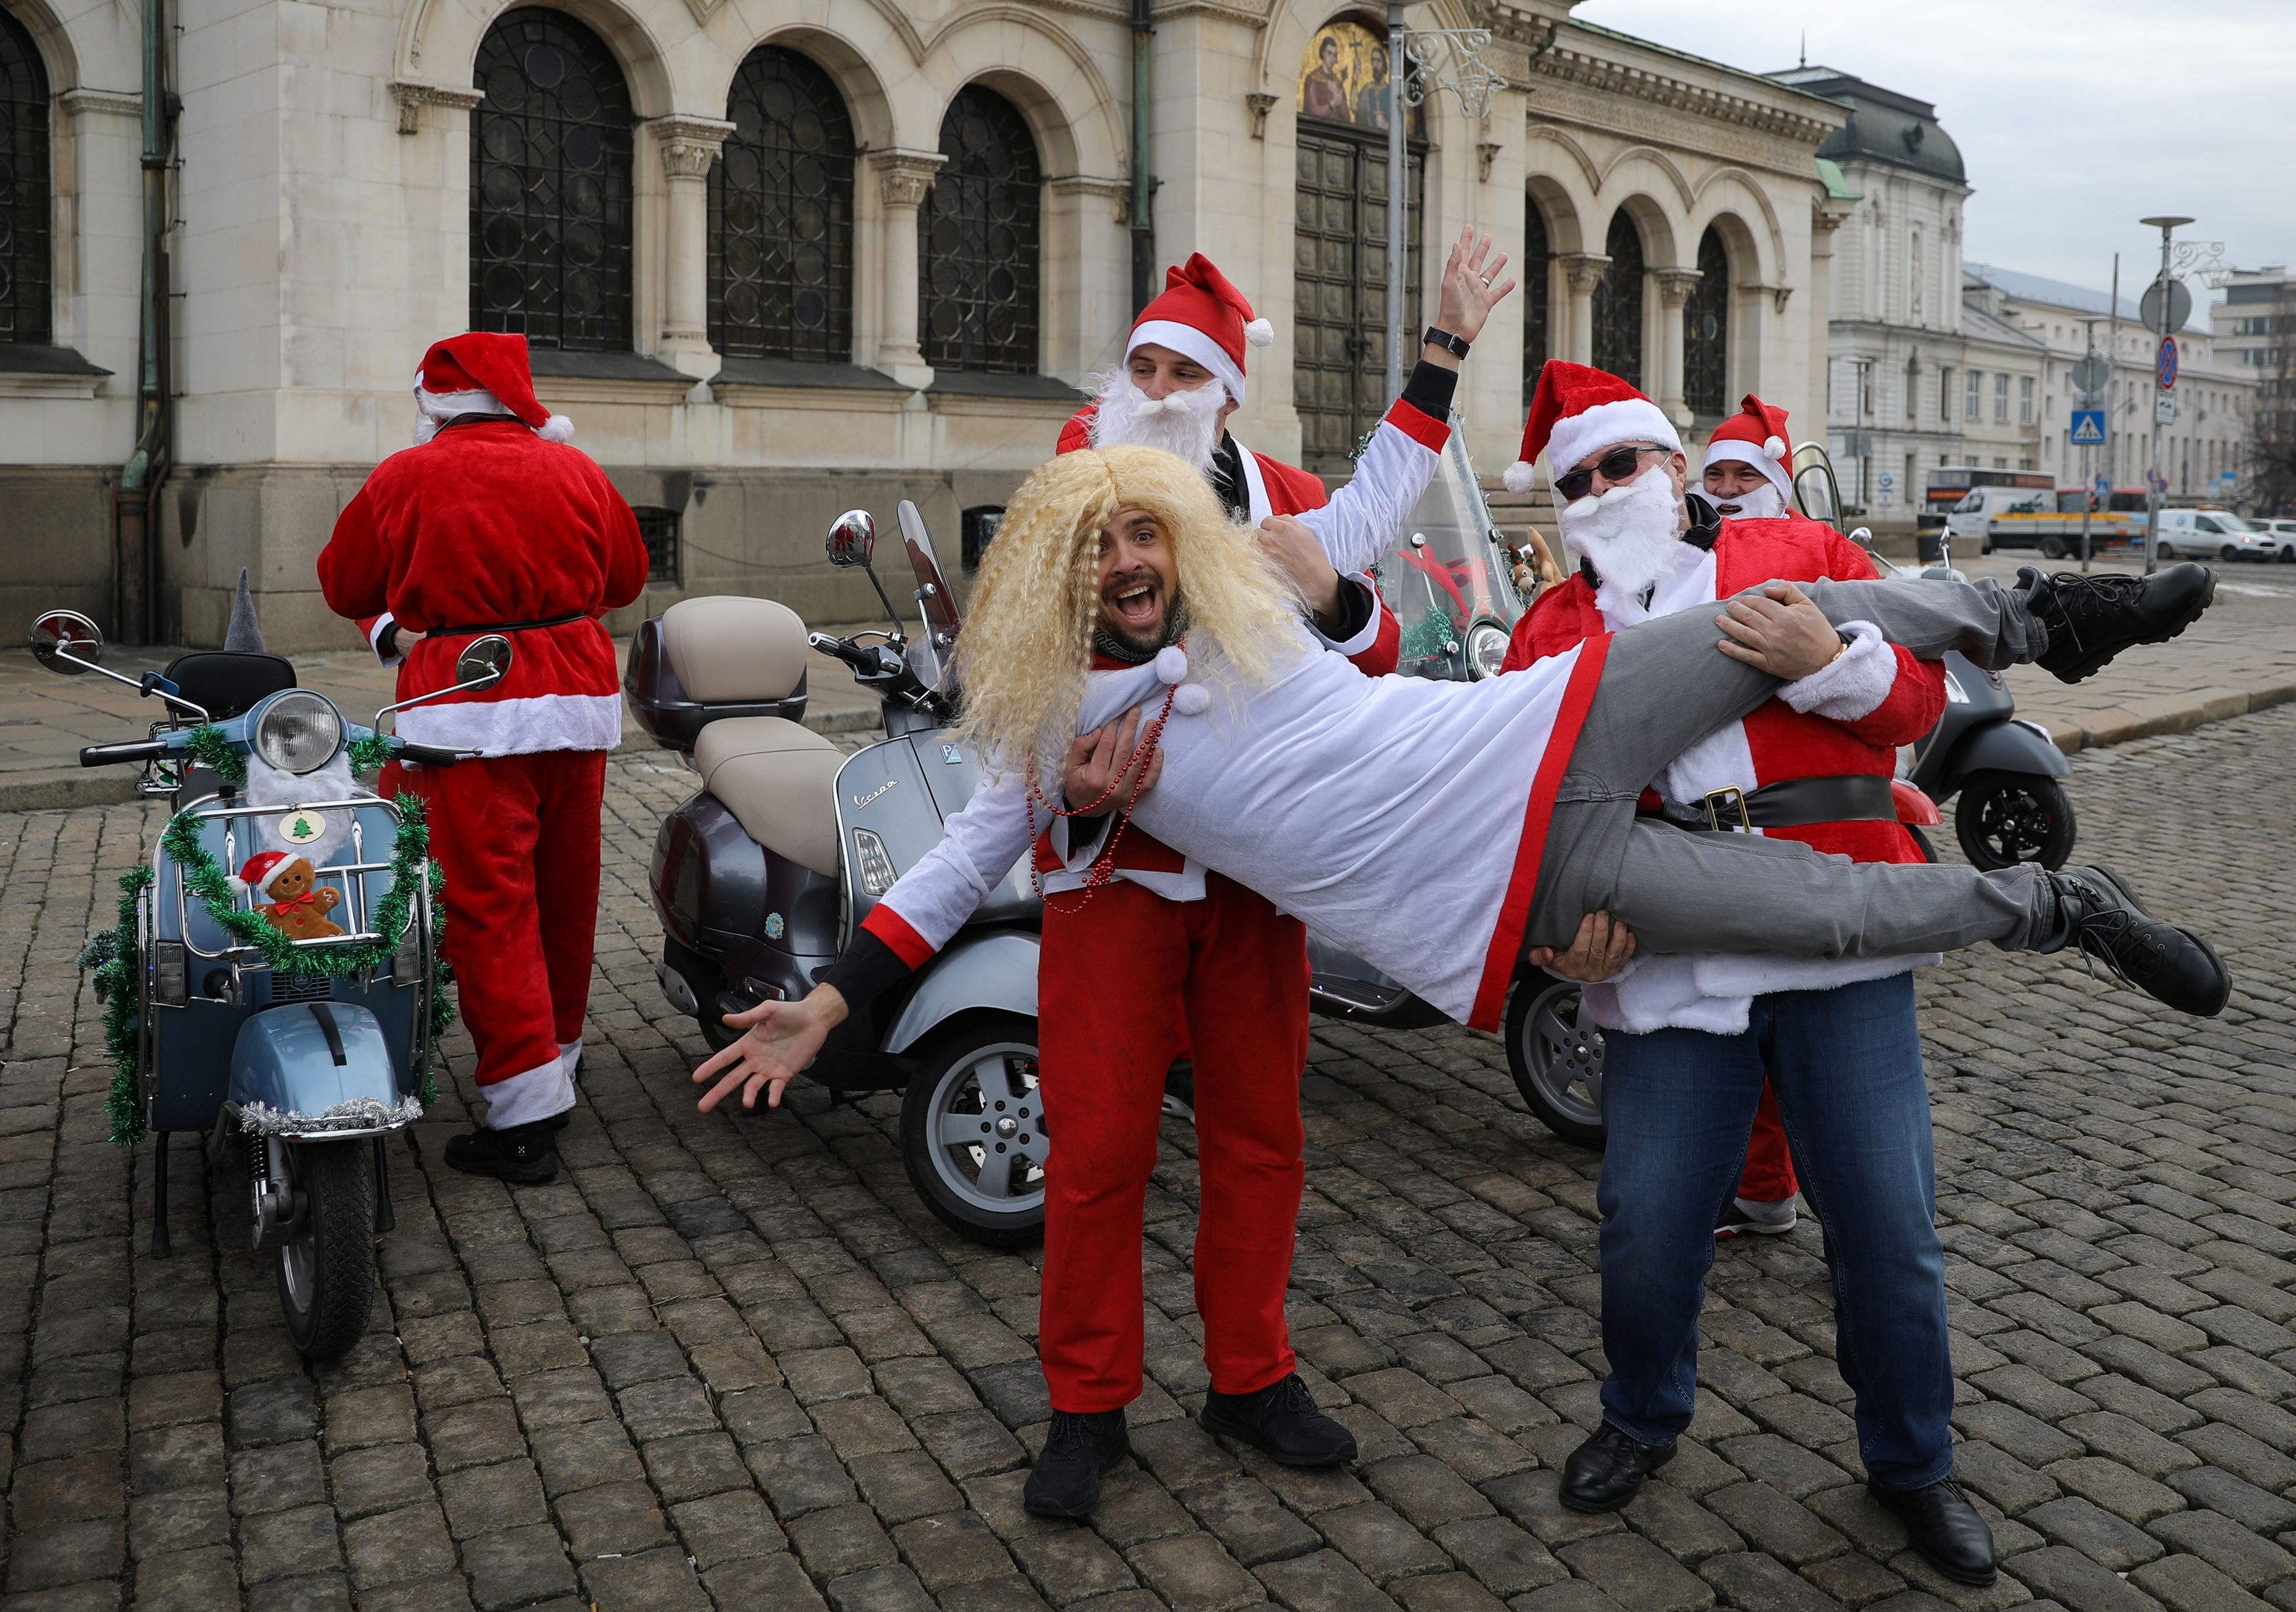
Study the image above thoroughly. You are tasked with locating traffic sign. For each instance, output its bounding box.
[2155,392,2177,425]
[2095,474,2111,500]
[2070,409,2106,445]
[1878,472,1894,488]
[2156,338,2179,390]
[2140,275,2193,337]
[2072,355,2111,393]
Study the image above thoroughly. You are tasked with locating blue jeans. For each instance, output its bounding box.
[1594,972,1953,1490]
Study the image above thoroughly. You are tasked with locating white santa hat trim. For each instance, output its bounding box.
[1702,437,1795,501]
[1511,396,1681,495]
[1129,319,1246,407]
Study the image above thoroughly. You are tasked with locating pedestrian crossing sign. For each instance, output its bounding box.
[2069,409,2105,445]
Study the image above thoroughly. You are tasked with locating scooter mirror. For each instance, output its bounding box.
[827,510,877,569]
[29,610,103,674]
[454,634,514,692]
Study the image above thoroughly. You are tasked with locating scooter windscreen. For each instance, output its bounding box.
[1378,424,1527,682]
[897,501,962,693]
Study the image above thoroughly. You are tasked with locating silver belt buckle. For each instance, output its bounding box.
[1704,785,1752,831]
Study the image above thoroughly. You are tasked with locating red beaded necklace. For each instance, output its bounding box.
[1023,650,1184,913]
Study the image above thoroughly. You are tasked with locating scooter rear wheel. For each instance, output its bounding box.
[1504,971,1607,1148]
[899,1014,1046,1248]
[1955,770,2077,872]
[277,1141,378,1361]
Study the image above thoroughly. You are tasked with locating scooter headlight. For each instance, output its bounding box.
[1465,621,1511,680]
[253,693,344,775]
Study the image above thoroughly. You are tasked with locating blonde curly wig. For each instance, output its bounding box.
[951,444,1305,772]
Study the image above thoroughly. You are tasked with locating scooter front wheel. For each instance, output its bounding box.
[277,1140,378,1361]
[1955,770,2077,871]
[899,1014,1046,1248]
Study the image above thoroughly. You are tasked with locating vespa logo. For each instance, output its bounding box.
[850,777,900,810]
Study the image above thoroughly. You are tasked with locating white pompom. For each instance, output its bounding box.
[539,414,575,444]
[1503,460,1537,495]
[228,877,254,901]
[1763,434,1786,460]
[1153,645,1189,685]
[1171,683,1210,716]
[1244,318,1275,349]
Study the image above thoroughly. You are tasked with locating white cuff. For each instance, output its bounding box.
[1309,573,1384,658]
[481,1054,575,1127]
[369,612,403,669]
[1780,621,1895,722]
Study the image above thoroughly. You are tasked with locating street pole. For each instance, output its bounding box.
[1384,2,1408,406]
[2106,254,2119,493]
[2078,316,2099,572]
[2139,217,2192,576]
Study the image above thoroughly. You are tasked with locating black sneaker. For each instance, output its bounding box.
[443,1119,560,1183]
[2045,864,2230,1017]
[1162,1062,1195,1126]
[1023,1409,1130,1519]
[1715,1200,1796,1239]
[1199,1373,1357,1466]
[2022,563,2214,684]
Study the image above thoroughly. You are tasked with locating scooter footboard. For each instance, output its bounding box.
[228,1002,416,1135]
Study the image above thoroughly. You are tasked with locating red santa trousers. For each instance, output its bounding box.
[1738,1082,1800,1205]
[1035,873,1311,1412]
[392,750,607,1102]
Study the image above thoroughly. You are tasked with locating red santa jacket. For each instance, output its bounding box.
[319,419,649,755]
[1502,516,1946,866]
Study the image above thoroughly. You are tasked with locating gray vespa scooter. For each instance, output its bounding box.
[42,608,503,1359]
[631,508,1044,1248]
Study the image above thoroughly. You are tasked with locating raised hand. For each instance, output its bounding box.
[1063,706,1162,816]
[692,986,847,1113]
[1716,581,1844,678]
[1258,514,1343,619]
[1431,227,1517,351]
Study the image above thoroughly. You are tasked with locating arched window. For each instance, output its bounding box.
[711,47,855,363]
[0,7,50,346]
[1591,211,1645,388]
[470,10,634,352]
[1522,196,1551,403]
[920,86,1040,375]
[1683,226,1729,418]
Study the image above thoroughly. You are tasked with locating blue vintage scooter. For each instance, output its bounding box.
[39,606,506,1359]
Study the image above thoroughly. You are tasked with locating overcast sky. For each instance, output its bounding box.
[1573,0,2293,304]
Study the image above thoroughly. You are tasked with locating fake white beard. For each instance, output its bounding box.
[1708,481,1787,520]
[1557,472,1689,597]
[1086,372,1227,473]
[242,750,359,865]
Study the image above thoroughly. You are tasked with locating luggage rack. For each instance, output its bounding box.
[167,793,414,962]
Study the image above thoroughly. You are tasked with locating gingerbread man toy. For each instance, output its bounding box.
[234,850,345,940]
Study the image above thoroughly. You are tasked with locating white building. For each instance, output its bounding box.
[1,0,1849,648]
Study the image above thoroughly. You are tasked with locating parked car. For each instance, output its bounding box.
[2247,517,2296,562]
[2152,508,2276,562]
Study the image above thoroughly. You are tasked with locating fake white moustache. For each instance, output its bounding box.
[1087,373,1227,474]
[1557,472,1687,596]
[1710,482,1786,520]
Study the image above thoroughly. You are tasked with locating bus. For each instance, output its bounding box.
[1921,466,2054,531]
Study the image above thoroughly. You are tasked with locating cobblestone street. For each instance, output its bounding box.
[4,705,2293,1612]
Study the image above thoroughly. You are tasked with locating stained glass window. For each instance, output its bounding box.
[712,47,855,362]
[1591,211,1645,387]
[1683,227,1729,418]
[0,8,49,345]
[920,87,1040,375]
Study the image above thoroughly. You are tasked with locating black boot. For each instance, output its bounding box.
[1559,1423,1676,1514]
[1199,1373,1357,1466]
[1870,1478,1997,1586]
[1023,1409,1130,1519]
[443,1119,560,1183]
[2044,864,2230,1016]
[2020,562,2214,684]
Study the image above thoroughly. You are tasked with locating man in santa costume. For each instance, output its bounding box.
[1497,374,1998,1584]
[319,333,648,1184]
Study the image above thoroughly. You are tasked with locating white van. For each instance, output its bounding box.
[2152,508,2276,562]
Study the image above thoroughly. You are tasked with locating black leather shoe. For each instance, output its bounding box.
[1200,1373,1357,1466]
[2046,863,2230,1016]
[2021,562,2214,684]
[442,1120,560,1183]
[1024,1409,1130,1518]
[1559,1423,1676,1514]
[1870,1478,1997,1586]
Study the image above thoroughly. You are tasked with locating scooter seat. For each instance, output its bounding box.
[693,716,844,877]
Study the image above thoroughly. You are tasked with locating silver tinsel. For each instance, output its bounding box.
[236,1094,422,1135]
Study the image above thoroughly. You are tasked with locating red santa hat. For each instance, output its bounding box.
[414,332,574,444]
[232,849,297,901]
[1702,393,1794,501]
[1126,254,1275,405]
[1506,362,1682,495]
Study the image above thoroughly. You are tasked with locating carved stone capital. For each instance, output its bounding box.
[1557,253,1610,296]
[653,116,735,179]
[872,148,948,211]
[1246,91,1278,140]
[1048,174,1134,225]
[60,87,145,119]
[390,79,485,136]
[1654,268,1702,307]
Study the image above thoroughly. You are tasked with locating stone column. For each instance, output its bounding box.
[871,149,947,390]
[654,116,735,380]
[1556,253,1608,365]
[1654,268,1702,428]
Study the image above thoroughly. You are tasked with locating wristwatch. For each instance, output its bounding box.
[1422,325,1471,360]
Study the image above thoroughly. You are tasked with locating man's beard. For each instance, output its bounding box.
[1710,480,1786,520]
[1087,372,1226,473]
[1094,562,1180,660]
[1557,472,1687,596]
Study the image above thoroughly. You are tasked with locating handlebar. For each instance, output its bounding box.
[394,743,466,767]
[80,739,169,768]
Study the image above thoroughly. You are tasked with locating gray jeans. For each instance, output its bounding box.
[1525,574,2054,957]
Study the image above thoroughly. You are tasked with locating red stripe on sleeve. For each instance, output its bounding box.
[861,905,937,969]
[1384,399,1451,453]
[1466,634,1611,1032]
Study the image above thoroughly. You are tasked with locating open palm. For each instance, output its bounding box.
[692,998,832,1113]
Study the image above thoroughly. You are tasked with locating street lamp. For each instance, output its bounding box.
[2137,216,2193,575]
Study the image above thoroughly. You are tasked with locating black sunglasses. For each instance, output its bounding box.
[1555,445,1667,502]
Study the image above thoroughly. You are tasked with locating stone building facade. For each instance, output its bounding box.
[1,0,1845,650]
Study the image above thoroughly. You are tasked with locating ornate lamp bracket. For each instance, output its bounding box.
[1397,27,1507,124]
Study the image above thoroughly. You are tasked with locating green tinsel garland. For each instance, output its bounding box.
[180,724,249,787]
[82,794,454,1145]
[346,733,396,778]
[1398,607,1459,665]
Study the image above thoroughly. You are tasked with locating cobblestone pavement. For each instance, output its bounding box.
[5,707,2293,1611]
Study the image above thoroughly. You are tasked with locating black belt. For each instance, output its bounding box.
[1644,774,1897,832]
[422,611,589,637]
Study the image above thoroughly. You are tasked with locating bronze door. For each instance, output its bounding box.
[1293,124,1423,476]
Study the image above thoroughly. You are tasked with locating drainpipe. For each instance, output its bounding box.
[116,0,174,644]
[1128,0,1153,314]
